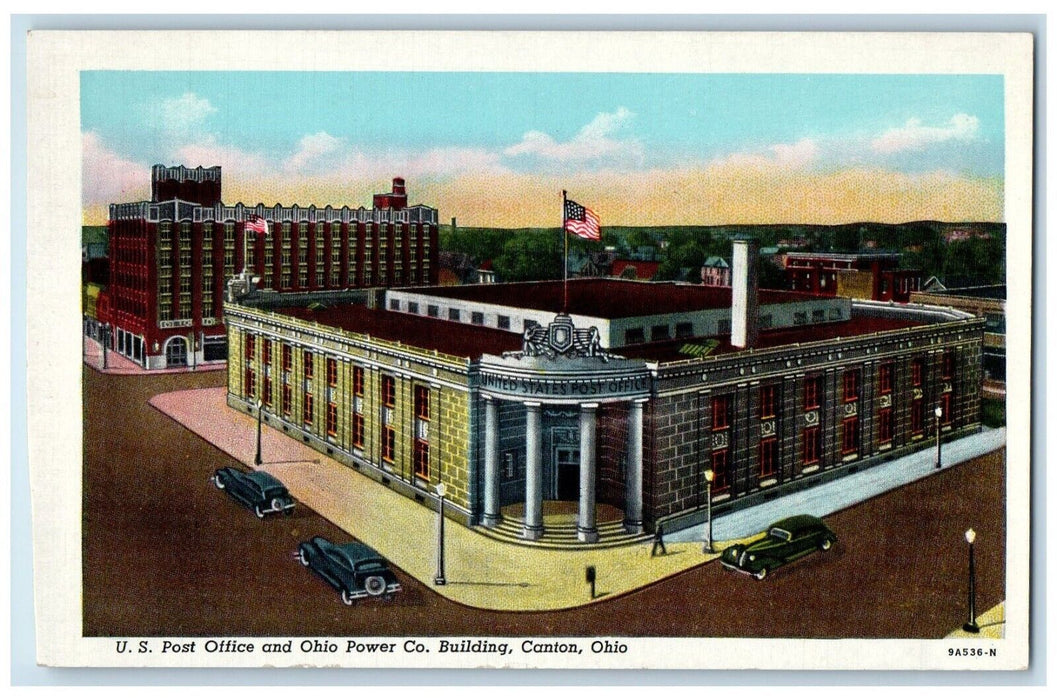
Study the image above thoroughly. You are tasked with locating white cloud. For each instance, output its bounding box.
[172,138,271,179]
[158,92,217,138]
[504,107,643,167]
[712,137,821,170]
[283,131,348,174]
[82,131,149,205]
[871,113,980,154]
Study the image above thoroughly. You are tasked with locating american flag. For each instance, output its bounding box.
[244,215,269,235]
[564,198,600,241]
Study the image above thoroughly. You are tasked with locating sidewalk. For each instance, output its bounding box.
[150,386,1006,612]
[946,602,1005,640]
[83,336,224,375]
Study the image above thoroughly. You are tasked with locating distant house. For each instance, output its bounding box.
[611,259,659,281]
[437,251,477,286]
[700,256,731,286]
[575,251,617,278]
[944,229,992,244]
[476,260,496,284]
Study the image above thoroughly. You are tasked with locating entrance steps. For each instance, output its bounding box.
[475,511,652,550]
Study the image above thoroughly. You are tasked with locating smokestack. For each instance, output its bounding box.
[731,238,759,349]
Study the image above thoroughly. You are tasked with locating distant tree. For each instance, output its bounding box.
[493,230,562,282]
[758,257,787,290]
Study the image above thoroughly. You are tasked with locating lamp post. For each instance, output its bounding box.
[963,528,980,634]
[101,323,110,370]
[434,482,447,586]
[702,469,715,553]
[254,399,264,466]
[934,406,943,469]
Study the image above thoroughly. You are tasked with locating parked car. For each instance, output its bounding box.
[296,536,402,605]
[212,467,295,518]
[720,514,837,580]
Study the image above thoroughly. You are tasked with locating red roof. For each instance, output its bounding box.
[275,305,522,359]
[406,279,821,319]
[611,260,660,280]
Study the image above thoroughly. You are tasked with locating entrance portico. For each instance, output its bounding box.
[477,313,651,544]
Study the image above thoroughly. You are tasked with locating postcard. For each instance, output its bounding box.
[25,29,1032,670]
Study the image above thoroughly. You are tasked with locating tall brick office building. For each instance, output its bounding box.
[105,164,438,369]
[224,240,984,545]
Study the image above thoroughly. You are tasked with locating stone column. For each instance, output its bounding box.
[623,399,646,534]
[523,402,544,540]
[482,395,501,527]
[577,403,599,543]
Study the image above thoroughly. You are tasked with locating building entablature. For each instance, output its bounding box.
[110,199,439,226]
[475,353,652,405]
[653,311,984,393]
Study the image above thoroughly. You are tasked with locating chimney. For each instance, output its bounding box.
[731,238,759,349]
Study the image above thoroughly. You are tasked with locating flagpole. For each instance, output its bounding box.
[562,189,568,313]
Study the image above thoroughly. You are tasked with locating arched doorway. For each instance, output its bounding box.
[165,337,188,367]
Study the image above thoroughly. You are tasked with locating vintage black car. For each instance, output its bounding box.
[212,467,295,518]
[720,514,837,580]
[296,536,402,605]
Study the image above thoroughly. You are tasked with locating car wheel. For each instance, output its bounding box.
[298,548,310,567]
[341,590,356,606]
[254,505,266,519]
[820,537,834,551]
[364,576,387,597]
[754,567,768,581]
[271,498,284,513]
[213,475,225,489]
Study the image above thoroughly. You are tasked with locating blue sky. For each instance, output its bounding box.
[81,71,1005,226]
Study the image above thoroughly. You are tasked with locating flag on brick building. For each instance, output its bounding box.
[564,199,600,241]
[245,215,269,234]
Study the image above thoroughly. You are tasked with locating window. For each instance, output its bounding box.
[303,392,313,425]
[759,437,777,479]
[794,312,808,325]
[304,351,314,380]
[389,299,401,311]
[244,367,256,398]
[382,425,396,462]
[710,449,730,492]
[802,426,821,465]
[842,370,860,403]
[448,308,461,321]
[244,334,256,360]
[941,392,953,425]
[261,339,272,366]
[911,398,924,435]
[878,363,894,395]
[812,309,826,323]
[414,385,430,421]
[325,358,337,387]
[841,417,859,455]
[262,373,273,407]
[408,302,419,314]
[673,322,694,339]
[911,358,925,387]
[282,344,292,372]
[471,311,485,325]
[711,395,732,431]
[353,366,364,397]
[828,308,843,321]
[804,375,823,410]
[650,325,670,341]
[382,375,396,407]
[878,408,894,444]
[497,315,511,330]
[942,351,955,380]
[624,327,645,344]
[427,305,439,318]
[282,384,292,417]
[759,385,778,419]
[413,440,430,480]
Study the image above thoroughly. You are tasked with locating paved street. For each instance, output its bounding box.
[83,366,1005,638]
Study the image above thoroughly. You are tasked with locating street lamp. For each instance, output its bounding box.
[963,528,980,634]
[434,482,447,586]
[254,399,264,466]
[934,406,943,469]
[702,469,715,553]
[101,323,110,370]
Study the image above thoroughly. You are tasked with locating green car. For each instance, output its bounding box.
[720,514,837,580]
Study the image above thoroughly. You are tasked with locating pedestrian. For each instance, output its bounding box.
[651,524,667,557]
